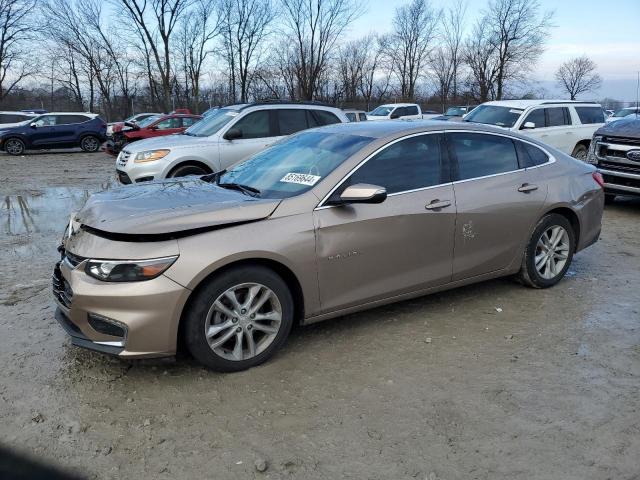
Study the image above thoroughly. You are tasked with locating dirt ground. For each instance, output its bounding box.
[1,150,639,480]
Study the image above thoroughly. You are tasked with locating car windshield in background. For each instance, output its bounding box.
[445,107,466,116]
[369,106,393,116]
[217,131,374,199]
[464,105,523,128]
[184,108,237,136]
[613,108,639,118]
[136,115,161,127]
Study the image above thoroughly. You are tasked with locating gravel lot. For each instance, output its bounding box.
[1,151,639,480]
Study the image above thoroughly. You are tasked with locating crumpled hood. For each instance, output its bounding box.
[123,134,217,153]
[596,117,640,138]
[75,178,281,235]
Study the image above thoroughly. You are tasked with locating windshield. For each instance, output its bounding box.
[464,105,523,128]
[184,108,237,136]
[445,107,466,116]
[369,106,393,116]
[136,115,161,127]
[217,131,374,199]
[613,108,639,117]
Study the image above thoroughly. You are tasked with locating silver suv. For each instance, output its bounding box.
[115,102,348,184]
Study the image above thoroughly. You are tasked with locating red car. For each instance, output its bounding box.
[105,113,202,155]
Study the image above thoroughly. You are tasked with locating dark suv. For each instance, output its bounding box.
[0,113,107,155]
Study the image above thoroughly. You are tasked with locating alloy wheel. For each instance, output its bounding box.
[534,226,570,279]
[82,137,100,152]
[5,139,23,155]
[204,282,282,361]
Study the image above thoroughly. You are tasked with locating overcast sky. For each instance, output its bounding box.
[346,0,640,101]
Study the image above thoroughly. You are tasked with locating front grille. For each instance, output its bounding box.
[602,174,640,190]
[52,262,73,308]
[599,161,640,174]
[117,170,132,184]
[117,150,131,168]
[603,136,640,146]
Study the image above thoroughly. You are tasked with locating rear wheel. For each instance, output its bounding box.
[80,135,101,152]
[4,138,25,155]
[168,163,210,178]
[517,213,575,288]
[571,143,588,160]
[184,266,294,372]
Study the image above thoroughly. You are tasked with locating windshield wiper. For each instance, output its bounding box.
[217,182,261,197]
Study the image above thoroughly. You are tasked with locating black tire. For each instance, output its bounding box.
[4,138,25,155]
[604,193,616,204]
[517,213,576,289]
[183,266,294,372]
[571,143,588,160]
[168,163,209,178]
[80,135,101,152]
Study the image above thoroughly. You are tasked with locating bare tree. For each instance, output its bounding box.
[483,0,553,100]
[337,38,369,104]
[463,19,498,102]
[280,0,363,100]
[0,0,38,100]
[218,0,273,103]
[386,0,440,101]
[555,56,602,100]
[358,34,385,111]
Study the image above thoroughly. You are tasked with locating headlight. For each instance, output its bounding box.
[134,149,170,163]
[85,256,178,282]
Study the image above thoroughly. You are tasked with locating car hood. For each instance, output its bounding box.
[123,134,217,153]
[74,178,281,236]
[596,117,640,138]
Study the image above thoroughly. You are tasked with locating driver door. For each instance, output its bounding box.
[218,110,279,170]
[313,133,456,313]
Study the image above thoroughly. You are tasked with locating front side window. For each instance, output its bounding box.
[277,109,308,135]
[449,132,519,180]
[521,109,545,129]
[464,105,523,128]
[342,134,444,195]
[155,117,181,130]
[33,115,57,127]
[218,131,373,199]
[546,107,570,127]
[575,107,605,124]
[345,112,356,122]
[232,111,273,139]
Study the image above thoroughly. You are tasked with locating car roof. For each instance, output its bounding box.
[482,99,601,109]
[378,103,418,108]
[343,109,366,113]
[0,111,36,115]
[40,112,100,117]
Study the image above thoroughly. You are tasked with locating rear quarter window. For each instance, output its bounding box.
[574,107,605,124]
[311,109,341,126]
[515,141,550,167]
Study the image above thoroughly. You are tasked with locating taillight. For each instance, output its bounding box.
[592,171,605,189]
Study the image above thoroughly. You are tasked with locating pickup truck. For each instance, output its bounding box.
[367,103,439,121]
[587,116,640,202]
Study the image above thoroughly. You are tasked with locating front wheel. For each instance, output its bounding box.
[571,144,588,160]
[517,214,575,288]
[80,135,101,152]
[4,138,25,155]
[168,163,209,178]
[183,266,294,372]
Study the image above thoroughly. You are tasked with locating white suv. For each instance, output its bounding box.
[463,100,606,159]
[116,103,348,184]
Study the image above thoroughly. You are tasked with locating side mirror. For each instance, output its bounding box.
[522,121,536,129]
[224,127,242,141]
[30,123,37,128]
[339,183,387,205]
[389,112,400,119]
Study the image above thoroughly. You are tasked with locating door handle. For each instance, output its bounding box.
[425,199,452,210]
[518,183,538,193]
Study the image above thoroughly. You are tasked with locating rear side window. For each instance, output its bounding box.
[345,112,356,122]
[404,106,419,116]
[516,141,550,167]
[449,132,519,180]
[233,111,274,138]
[57,115,90,125]
[358,113,367,121]
[575,107,605,124]
[522,109,545,129]
[345,133,444,194]
[277,109,308,135]
[311,109,341,126]
[546,107,570,127]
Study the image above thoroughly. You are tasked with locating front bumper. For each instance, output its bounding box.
[598,168,640,196]
[52,258,190,358]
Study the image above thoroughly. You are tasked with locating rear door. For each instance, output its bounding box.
[314,132,456,312]
[447,131,548,280]
[521,107,573,153]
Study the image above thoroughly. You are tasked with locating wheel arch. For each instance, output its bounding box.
[2,135,27,151]
[167,160,214,177]
[542,206,581,249]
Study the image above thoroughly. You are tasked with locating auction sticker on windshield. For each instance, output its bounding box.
[280,173,321,186]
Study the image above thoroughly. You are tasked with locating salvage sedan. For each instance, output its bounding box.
[53,121,604,371]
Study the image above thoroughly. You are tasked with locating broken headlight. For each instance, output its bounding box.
[85,256,178,282]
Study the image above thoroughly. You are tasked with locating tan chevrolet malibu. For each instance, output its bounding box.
[54,121,604,371]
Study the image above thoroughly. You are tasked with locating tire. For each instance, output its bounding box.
[4,138,25,155]
[604,193,616,204]
[517,213,575,289]
[80,135,101,152]
[183,266,294,372]
[168,163,209,178]
[571,143,588,160]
